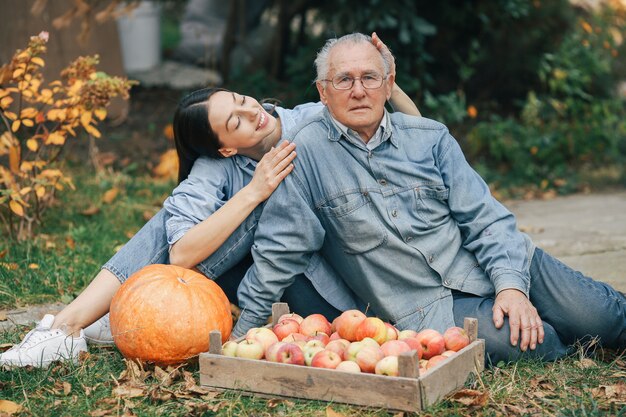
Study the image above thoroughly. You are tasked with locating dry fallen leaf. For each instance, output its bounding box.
[81,205,101,216]
[449,389,489,406]
[0,400,22,415]
[592,384,626,400]
[152,149,178,180]
[326,406,349,417]
[266,398,295,408]
[0,311,7,321]
[112,385,145,398]
[102,187,120,204]
[575,358,598,369]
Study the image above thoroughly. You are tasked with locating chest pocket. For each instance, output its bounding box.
[414,185,450,228]
[318,192,387,254]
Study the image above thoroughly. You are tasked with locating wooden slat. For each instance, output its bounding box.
[271,303,290,326]
[209,330,222,354]
[418,339,485,407]
[464,317,478,342]
[199,353,422,412]
[398,350,420,378]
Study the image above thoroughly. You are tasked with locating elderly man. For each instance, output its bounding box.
[233,33,626,364]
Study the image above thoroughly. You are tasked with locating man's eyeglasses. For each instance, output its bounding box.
[322,73,387,90]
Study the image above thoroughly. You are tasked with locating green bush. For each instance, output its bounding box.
[465,5,626,193]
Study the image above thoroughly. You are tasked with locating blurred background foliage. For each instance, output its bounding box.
[179,0,626,197]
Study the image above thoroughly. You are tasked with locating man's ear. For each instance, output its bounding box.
[316,81,328,105]
[385,73,395,101]
[218,147,237,158]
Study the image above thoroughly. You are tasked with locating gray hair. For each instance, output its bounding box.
[314,33,391,82]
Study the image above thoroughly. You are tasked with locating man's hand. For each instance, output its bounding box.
[493,289,544,351]
[371,32,396,79]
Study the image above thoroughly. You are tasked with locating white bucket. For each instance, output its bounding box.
[116,1,162,73]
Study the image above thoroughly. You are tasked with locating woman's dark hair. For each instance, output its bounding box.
[174,87,229,183]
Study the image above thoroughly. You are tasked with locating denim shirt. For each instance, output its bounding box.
[233,107,535,337]
[162,102,363,313]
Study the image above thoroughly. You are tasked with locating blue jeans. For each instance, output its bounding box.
[453,248,626,365]
[102,209,342,321]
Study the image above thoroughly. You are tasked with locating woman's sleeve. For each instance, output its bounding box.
[163,157,229,246]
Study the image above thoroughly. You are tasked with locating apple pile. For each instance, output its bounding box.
[221,310,471,376]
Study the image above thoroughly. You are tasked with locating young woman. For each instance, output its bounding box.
[0,33,419,368]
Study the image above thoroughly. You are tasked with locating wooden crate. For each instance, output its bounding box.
[199,303,485,413]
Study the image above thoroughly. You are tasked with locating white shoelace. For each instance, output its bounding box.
[13,323,64,351]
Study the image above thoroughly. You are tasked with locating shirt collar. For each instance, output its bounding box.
[233,154,257,169]
[325,107,396,149]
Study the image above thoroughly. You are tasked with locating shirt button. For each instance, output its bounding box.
[405,236,413,242]
[444,280,450,285]
[428,255,434,263]
[362,191,369,197]
[379,179,387,185]
[391,209,398,217]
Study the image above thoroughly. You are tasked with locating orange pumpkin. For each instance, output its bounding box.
[109,264,232,365]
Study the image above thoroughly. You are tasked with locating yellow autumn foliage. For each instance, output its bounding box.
[0,32,135,240]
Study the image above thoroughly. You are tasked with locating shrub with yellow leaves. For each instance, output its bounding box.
[0,32,135,240]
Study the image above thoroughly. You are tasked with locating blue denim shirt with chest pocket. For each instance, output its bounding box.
[233,107,535,337]
[163,102,364,313]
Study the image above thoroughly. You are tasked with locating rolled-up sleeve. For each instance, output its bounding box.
[232,170,326,337]
[438,131,531,297]
[163,157,229,246]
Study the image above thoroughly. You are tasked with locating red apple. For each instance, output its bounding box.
[360,337,381,348]
[416,329,445,359]
[265,341,287,362]
[277,312,303,324]
[235,339,264,360]
[282,332,308,343]
[384,323,399,341]
[299,314,332,337]
[374,355,399,376]
[401,337,424,360]
[326,339,350,356]
[303,345,325,366]
[441,350,456,358]
[355,317,388,344]
[221,341,238,357]
[311,349,343,369]
[308,331,330,346]
[380,340,412,357]
[336,360,361,373]
[335,310,367,341]
[443,326,470,352]
[344,341,365,362]
[329,331,341,341]
[355,345,384,373]
[426,354,448,369]
[398,329,418,340]
[273,318,301,341]
[304,339,326,351]
[275,343,305,365]
[246,327,279,351]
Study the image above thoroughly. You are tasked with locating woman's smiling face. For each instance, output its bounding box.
[207,91,280,159]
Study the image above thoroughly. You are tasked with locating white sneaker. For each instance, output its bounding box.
[0,314,88,368]
[84,314,114,346]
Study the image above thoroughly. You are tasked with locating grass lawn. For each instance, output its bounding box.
[1,169,625,416]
